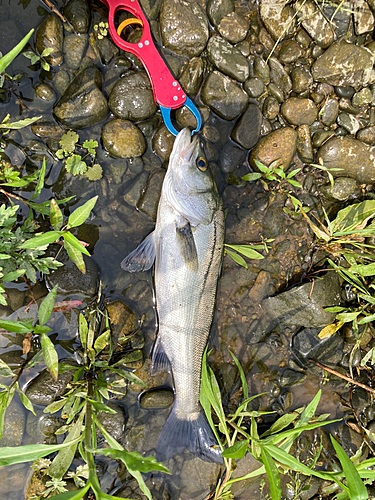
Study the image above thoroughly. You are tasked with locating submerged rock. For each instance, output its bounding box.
[63,33,87,70]
[63,0,90,34]
[139,388,174,409]
[179,57,205,97]
[102,119,146,158]
[292,327,344,367]
[231,103,262,149]
[25,367,75,406]
[106,300,138,347]
[35,14,63,67]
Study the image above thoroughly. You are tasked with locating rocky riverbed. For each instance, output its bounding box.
[1,0,375,498]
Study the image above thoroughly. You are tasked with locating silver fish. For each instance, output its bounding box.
[121,128,224,463]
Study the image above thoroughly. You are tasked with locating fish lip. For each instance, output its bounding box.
[182,134,199,162]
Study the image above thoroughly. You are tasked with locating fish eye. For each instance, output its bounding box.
[196,156,208,171]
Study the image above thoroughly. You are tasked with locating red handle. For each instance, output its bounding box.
[99,0,186,109]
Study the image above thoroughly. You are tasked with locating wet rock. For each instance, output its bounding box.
[139,388,174,409]
[179,57,205,97]
[268,83,284,103]
[45,247,99,298]
[296,124,313,163]
[176,105,201,129]
[321,97,339,126]
[53,65,109,129]
[262,203,288,239]
[278,39,303,64]
[31,120,63,139]
[97,402,126,442]
[295,0,334,48]
[25,367,75,406]
[244,77,265,98]
[281,98,317,126]
[292,327,343,367]
[152,124,175,160]
[268,57,292,98]
[159,0,208,58]
[63,33,87,70]
[352,87,373,107]
[249,127,297,170]
[357,126,375,145]
[54,69,71,95]
[96,36,120,66]
[259,0,296,41]
[26,411,64,443]
[231,104,262,149]
[318,136,375,184]
[312,129,335,148]
[263,272,341,328]
[102,119,146,158]
[262,96,279,120]
[335,86,355,99]
[218,141,246,173]
[291,66,313,94]
[207,0,234,29]
[279,369,306,387]
[312,40,375,88]
[139,0,162,19]
[137,169,166,221]
[201,71,248,120]
[0,400,25,446]
[337,113,360,136]
[109,71,157,122]
[253,57,270,84]
[63,0,90,34]
[35,14,63,67]
[123,172,149,206]
[353,0,374,35]
[218,12,249,44]
[207,36,249,83]
[106,300,137,348]
[320,177,357,202]
[34,83,55,103]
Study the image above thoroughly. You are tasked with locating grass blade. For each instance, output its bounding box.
[0,29,34,73]
[261,446,281,500]
[0,438,81,466]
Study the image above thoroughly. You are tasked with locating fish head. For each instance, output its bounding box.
[165,128,219,226]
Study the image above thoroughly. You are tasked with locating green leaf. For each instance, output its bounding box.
[260,412,299,438]
[56,149,65,160]
[41,333,58,381]
[30,158,46,201]
[33,324,52,334]
[253,159,270,174]
[42,484,91,500]
[50,199,63,231]
[2,269,26,281]
[82,139,98,156]
[40,47,54,58]
[348,262,375,277]
[0,115,41,130]
[59,131,79,154]
[221,440,249,459]
[17,383,35,415]
[19,231,62,249]
[65,155,87,176]
[287,179,303,188]
[95,447,170,474]
[336,311,361,323]
[0,319,33,333]
[225,244,264,260]
[64,239,85,274]
[44,398,68,414]
[63,232,90,256]
[242,172,263,182]
[331,200,375,235]
[0,29,34,74]
[0,438,81,466]
[84,164,103,181]
[109,368,146,386]
[261,446,281,500]
[38,285,58,326]
[79,314,88,350]
[94,329,110,354]
[330,436,368,500]
[0,359,13,377]
[67,196,98,229]
[0,389,14,440]
[225,248,248,268]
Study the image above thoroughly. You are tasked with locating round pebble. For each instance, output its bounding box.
[102,119,146,158]
[139,388,174,409]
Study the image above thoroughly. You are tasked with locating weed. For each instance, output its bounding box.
[0,29,34,87]
[22,46,54,72]
[224,239,274,269]
[242,159,302,191]
[56,131,103,180]
[94,22,109,39]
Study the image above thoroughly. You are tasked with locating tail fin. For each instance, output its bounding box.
[156,407,223,464]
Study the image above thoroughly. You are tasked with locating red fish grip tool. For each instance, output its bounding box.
[99,0,201,136]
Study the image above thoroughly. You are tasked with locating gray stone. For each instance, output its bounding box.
[268,82,284,103]
[291,327,344,367]
[97,402,126,442]
[278,39,303,64]
[25,366,75,406]
[53,69,71,95]
[218,12,249,44]
[159,0,208,58]
[102,119,146,158]
[63,0,90,34]
[207,0,234,29]
[243,77,265,98]
[109,71,157,122]
[249,127,297,170]
[296,124,313,163]
[34,83,55,103]
[353,0,374,35]
[295,0,334,48]
[263,272,341,328]
[201,71,248,120]
[218,141,246,173]
[139,0,162,19]
[137,169,165,221]
[281,98,317,126]
[35,14,63,67]
[0,400,25,446]
[335,86,355,99]
[352,87,373,107]
[320,177,357,201]
[357,126,375,145]
[268,57,292,97]
[31,120,63,139]
[179,57,205,97]
[262,96,279,120]
[312,40,375,88]
[230,104,262,149]
[259,0,296,41]
[152,124,175,160]
[337,113,360,135]
[53,65,109,129]
[63,33,87,70]
[123,172,149,207]
[253,57,270,84]
[321,98,339,126]
[291,66,313,94]
[279,369,307,387]
[139,388,174,409]
[207,36,249,83]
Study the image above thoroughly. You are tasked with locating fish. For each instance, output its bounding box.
[121,128,224,463]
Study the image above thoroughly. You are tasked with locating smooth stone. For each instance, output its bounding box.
[109,71,157,122]
[102,119,146,158]
[63,0,90,34]
[96,35,120,66]
[139,0,162,19]
[159,0,208,57]
[339,97,360,115]
[218,141,246,173]
[97,402,126,442]
[281,98,318,126]
[179,57,205,97]
[235,40,250,57]
[231,103,262,149]
[263,272,341,328]
[278,39,303,64]
[152,124,175,160]
[176,106,200,129]
[63,33,87,70]
[311,39,375,87]
[357,126,375,145]
[335,86,355,99]
[268,82,284,103]
[318,136,375,184]
[53,65,109,129]
[0,400,25,446]
[243,77,265,98]
[295,28,311,48]
[139,388,174,409]
[296,124,313,163]
[34,83,55,102]
[137,169,166,221]
[25,367,75,406]
[201,70,248,120]
[45,247,99,298]
[268,57,292,97]
[53,69,71,95]
[218,12,249,44]
[291,66,313,94]
[26,411,64,442]
[262,96,279,120]
[279,369,307,387]
[353,0,374,35]
[259,0,296,41]
[207,0,234,29]
[249,127,297,170]
[295,0,334,48]
[320,177,357,201]
[106,300,137,347]
[320,98,339,126]
[253,57,270,84]
[123,171,149,207]
[207,36,249,82]
[35,14,63,67]
[337,113,360,135]
[291,327,343,367]
[352,87,373,107]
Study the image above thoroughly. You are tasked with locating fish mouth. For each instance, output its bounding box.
[170,128,199,166]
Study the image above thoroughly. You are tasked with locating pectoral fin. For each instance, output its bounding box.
[151,336,171,375]
[121,231,156,272]
[176,221,198,272]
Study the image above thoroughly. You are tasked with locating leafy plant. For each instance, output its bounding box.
[0,28,34,87]
[200,349,374,500]
[94,21,109,39]
[242,159,302,191]
[224,239,274,269]
[23,47,54,72]
[56,131,103,180]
